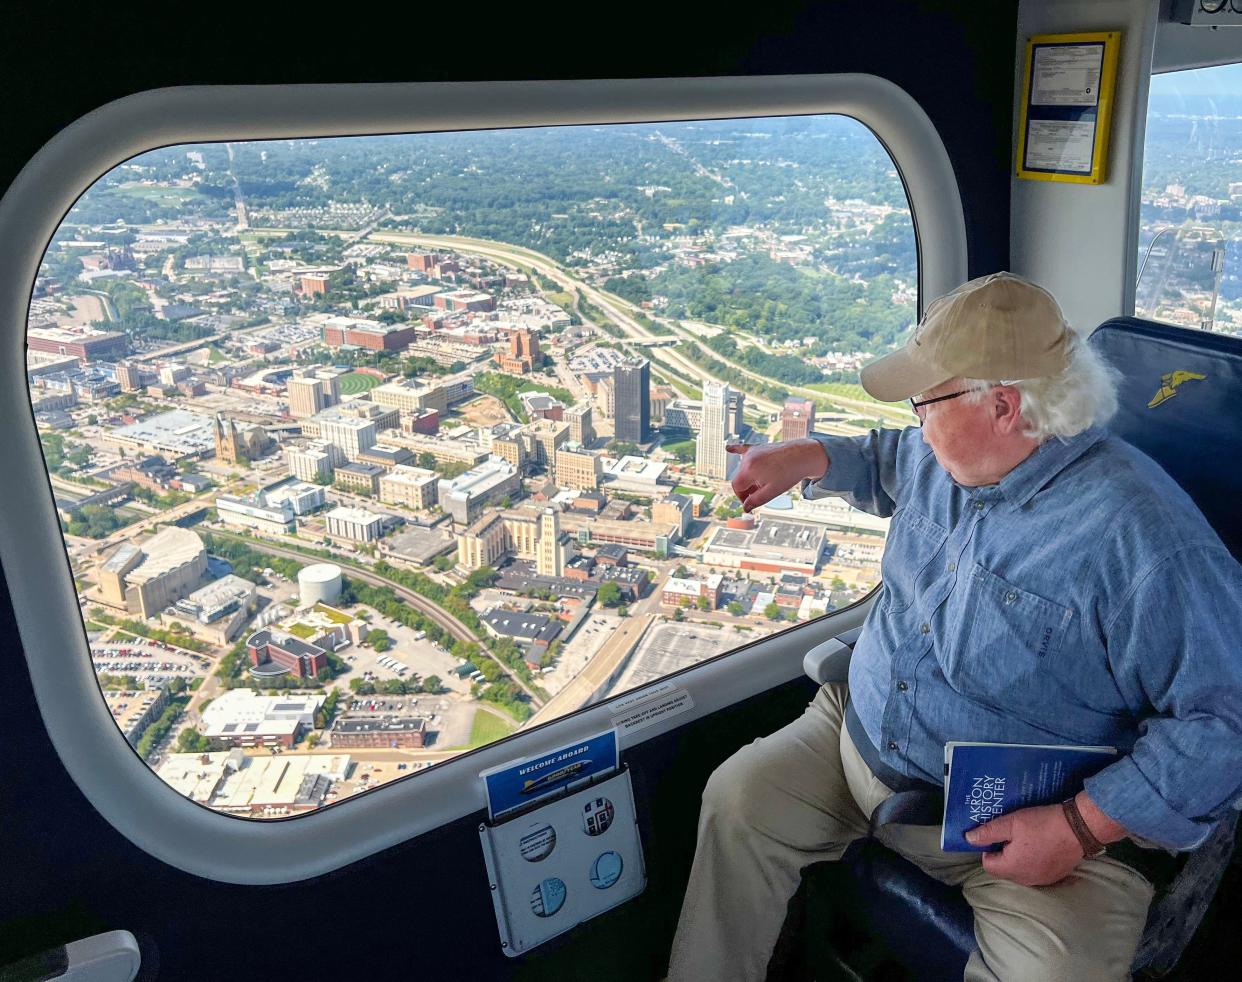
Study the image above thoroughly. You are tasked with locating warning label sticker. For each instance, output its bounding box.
[610,688,694,736]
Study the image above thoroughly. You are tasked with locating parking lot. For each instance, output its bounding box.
[538,611,618,696]
[90,640,209,688]
[333,611,472,696]
[605,622,741,696]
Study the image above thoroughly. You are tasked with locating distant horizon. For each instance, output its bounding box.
[1151,61,1242,98]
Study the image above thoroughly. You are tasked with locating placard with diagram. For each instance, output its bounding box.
[479,766,646,956]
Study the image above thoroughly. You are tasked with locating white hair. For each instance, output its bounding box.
[961,332,1120,442]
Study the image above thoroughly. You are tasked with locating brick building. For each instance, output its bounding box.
[246,629,329,680]
[330,717,427,749]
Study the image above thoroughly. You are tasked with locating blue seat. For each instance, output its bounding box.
[793,318,1242,979]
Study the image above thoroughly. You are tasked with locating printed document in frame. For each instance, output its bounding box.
[1016,31,1120,185]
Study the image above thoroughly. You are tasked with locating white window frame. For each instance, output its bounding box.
[0,74,966,884]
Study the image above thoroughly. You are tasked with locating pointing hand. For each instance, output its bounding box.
[727,439,828,513]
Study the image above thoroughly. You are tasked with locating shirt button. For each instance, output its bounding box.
[888,741,898,751]
[974,501,985,511]
[1004,590,1018,604]
[947,562,957,572]
[920,623,930,634]
[897,680,909,692]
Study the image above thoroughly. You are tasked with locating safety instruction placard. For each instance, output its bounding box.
[1016,31,1120,185]
[480,766,646,956]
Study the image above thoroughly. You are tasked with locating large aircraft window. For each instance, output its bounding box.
[1137,61,1242,332]
[29,116,913,818]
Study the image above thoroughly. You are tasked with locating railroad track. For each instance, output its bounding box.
[207,529,545,707]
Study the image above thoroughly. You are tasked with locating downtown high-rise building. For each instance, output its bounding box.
[781,397,816,442]
[612,358,650,443]
[566,403,594,447]
[288,369,342,419]
[696,379,737,481]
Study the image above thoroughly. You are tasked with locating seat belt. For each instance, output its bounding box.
[844,698,944,836]
[866,789,945,837]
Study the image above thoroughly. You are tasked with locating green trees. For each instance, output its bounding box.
[317,688,342,728]
[696,595,711,612]
[705,333,823,386]
[62,505,127,539]
[727,601,744,617]
[479,680,533,722]
[596,581,623,607]
[201,534,302,583]
[763,602,783,621]
[175,727,223,754]
[135,696,189,760]
[472,372,574,422]
[652,255,914,353]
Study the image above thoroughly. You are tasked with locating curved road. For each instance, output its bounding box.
[207,529,545,708]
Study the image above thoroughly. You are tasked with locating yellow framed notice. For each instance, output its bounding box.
[1016,31,1120,185]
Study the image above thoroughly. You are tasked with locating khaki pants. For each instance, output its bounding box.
[667,684,1154,982]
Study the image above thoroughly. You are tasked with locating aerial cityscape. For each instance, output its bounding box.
[28,78,1235,820]
[1136,65,1242,332]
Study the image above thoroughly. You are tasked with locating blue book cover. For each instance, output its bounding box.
[941,741,1117,852]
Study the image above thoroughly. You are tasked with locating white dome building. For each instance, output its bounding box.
[298,563,342,607]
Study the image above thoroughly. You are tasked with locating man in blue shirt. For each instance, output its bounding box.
[667,273,1242,982]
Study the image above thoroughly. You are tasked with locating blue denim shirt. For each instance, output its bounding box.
[805,425,1242,850]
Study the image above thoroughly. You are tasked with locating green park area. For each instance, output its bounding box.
[112,183,201,205]
[338,372,382,395]
[468,710,516,747]
[473,373,575,422]
[674,485,714,505]
[662,438,695,463]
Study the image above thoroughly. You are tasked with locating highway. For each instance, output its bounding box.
[205,528,546,708]
[371,231,785,412]
[365,230,891,422]
[523,613,654,728]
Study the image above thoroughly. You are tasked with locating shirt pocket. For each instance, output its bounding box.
[944,563,1075,707]
[880,507,948,615]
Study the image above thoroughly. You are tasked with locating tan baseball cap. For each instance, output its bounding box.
[859,271,1073,402]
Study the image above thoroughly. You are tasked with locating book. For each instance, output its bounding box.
[941,740,1117,852]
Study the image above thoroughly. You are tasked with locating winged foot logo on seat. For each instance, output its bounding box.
[1147,371,1206,409]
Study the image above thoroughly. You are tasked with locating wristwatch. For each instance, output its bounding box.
[1062,796,1107,858]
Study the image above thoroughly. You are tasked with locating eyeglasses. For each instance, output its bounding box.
[909,389,970,424]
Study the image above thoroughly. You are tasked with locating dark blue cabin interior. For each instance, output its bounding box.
[2,5,1239,981]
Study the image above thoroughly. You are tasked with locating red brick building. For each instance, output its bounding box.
[322,321,417,352]
[246,630,329,679]
[496,328,542,374]
[300,272,330,296]
[781,397,816,442]
[406,252,440,272]
[330,717,427,749]
[28,327,128,362]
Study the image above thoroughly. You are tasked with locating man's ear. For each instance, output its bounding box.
[993,385,1023,433]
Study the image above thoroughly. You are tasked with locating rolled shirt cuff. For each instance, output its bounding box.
[800,433,867,501]
[1083,754,1216,852]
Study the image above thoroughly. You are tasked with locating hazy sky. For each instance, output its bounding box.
[1151,61,1242,98]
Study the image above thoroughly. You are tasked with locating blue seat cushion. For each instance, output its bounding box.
[798,840,973,980]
